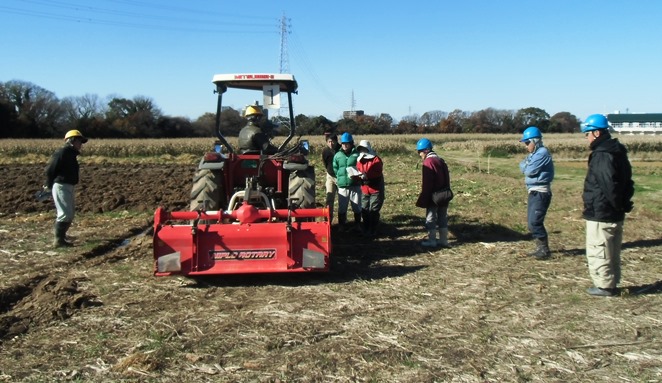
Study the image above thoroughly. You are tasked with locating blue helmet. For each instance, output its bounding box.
[416,138,433,151]
[520,126,542,142]
[582,114,609,133]
[340,132,353,144]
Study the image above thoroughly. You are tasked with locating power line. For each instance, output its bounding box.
[1,0,277,34]
[289,30,343,109]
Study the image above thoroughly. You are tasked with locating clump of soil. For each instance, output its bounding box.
[0,274,101,340]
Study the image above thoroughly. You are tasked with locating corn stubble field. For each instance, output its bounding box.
[0,134,660,382]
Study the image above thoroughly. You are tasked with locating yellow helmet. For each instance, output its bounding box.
[64,130,88,143]
[244,105,263,117]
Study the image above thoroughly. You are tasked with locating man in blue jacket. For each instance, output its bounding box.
[581,114,634,297]
[519,126,554,259]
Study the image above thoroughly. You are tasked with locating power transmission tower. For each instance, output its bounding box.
[278,13,291,74]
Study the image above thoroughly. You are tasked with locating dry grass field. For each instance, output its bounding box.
[0,133,660,382]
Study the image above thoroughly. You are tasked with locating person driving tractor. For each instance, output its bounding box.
[238,104,278,155]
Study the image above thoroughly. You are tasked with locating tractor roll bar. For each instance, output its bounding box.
[213,87,234,153]
[277,90,297,151]
[212,74,299,155]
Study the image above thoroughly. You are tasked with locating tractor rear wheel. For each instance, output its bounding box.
[190,168,224,211]
[288,165,315,208]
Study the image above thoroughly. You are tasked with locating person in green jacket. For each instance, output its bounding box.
[332,132,362,232]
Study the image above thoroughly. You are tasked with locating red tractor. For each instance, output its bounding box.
[153,74,331,276]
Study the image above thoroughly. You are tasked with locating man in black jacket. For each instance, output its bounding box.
[45,130,88,247]
[322,131,340,224]
[581,114,634,297]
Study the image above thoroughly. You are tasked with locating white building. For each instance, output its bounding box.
[607,113,662,135]
[342,110,364,119]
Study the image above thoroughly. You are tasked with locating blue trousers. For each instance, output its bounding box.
[527,191,551,239]
[425,204,448,231]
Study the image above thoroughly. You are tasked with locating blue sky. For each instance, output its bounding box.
[2,0,661,122]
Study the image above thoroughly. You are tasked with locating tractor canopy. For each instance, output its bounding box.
[212,73,298,154]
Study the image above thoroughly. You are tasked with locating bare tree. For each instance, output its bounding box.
[65,93,105,119]
[420,110,447,128]
[61,93,106,130]
[468,108,516,133]
[441,109,469,133]
[0,80,63,137]
[401,113,420,124]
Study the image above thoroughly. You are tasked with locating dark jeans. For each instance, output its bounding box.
[527,190,551,239]
[361,191,384,212]
[425,204,448,231]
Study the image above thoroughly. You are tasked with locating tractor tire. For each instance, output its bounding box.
[289,165,315,208]
[190,168,224,212]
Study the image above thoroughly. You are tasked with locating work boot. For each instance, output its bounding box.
[361,210,371,237]
[438,228,450,248]
[53,221,73,248]
[421,230,437,247]
[527,238,542,257]
[529,237,550,260]
[587,286,618,297]
[338,213,348,232]
[325,192,335,224]
[353,212,362,234]
[369,211,380,237]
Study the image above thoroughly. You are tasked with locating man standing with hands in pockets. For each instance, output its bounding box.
[581,114,634,297]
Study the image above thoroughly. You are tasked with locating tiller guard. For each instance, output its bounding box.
[153,203,331,276]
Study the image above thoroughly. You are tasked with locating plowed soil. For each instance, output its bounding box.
[0,163,193,344]
[3,163,192,215]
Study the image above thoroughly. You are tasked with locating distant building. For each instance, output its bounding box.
[607,113,662,135]
[342,110,364,119]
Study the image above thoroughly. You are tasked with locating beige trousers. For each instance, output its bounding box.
[585,220,623,289]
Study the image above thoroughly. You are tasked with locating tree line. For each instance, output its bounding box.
[1,80,581,139]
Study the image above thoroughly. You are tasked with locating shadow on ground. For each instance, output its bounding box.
[626,280,662,296]
[387,214,529,244]
[183,214,533,289]
[558,236,662,258]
